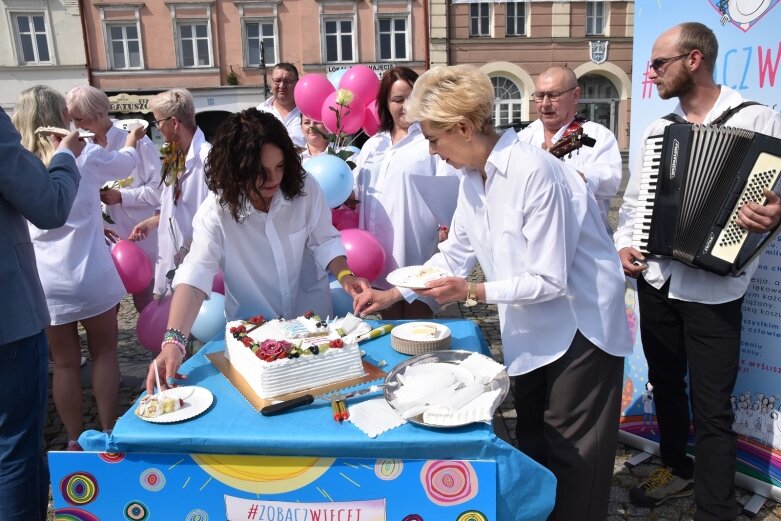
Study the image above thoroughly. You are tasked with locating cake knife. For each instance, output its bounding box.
[260,384,389,416]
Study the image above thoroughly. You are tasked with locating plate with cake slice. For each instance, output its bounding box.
[134,386,213,424]
[386,265,452,289]
[34,126,95,139]
[113,118,149,132]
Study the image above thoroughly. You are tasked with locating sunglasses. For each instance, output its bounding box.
[650,53,690,72]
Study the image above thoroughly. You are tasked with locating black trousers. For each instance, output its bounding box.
[638,277,743,521]
[514,330,624,521]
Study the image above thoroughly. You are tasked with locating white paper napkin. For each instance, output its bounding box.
[423,388,502,426]
[459,352,506,384]
[347,398,406,438]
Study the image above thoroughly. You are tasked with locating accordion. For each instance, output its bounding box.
[631,124,781,276]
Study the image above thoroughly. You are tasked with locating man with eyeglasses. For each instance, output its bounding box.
[256,62,305,148]
[615,22,781,520]
[518,65,622,233]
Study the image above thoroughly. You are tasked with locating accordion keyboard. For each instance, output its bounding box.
[631,134,665,253]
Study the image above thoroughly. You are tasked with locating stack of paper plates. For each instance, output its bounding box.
[390,322,451,355]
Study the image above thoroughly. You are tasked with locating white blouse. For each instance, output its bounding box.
[173,175,347,321]
[352,123,460,290]
[421,130,632,376]
[153,128,211,296]
[518,119,623,232]
[29,144,138,324]
[103,125,162,263]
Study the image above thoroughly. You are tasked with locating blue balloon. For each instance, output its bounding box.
[191,292,226,343]
[327,68,348,89]
[303,154,354,208]
[329,278,354,317]
[342,145,361,156]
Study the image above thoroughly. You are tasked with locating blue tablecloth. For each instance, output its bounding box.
[80,319,555,520]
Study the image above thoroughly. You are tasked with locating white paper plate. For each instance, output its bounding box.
[34,126,95,139]
[113,118,149,132]
[386,265,452,289]
[391,322,451,342]
[136,386,213,424]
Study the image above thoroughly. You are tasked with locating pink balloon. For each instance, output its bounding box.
[136,295,173,354]
[332,207,359,230]
[212,270,225,295]
[111,239,153,294]
[340,228,386,281]
[294,74,336,120]
[339,66,380,106]
[362,100,380,137]
[321,91,366,135]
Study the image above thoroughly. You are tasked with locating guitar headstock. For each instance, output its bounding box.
[548,129,596,158]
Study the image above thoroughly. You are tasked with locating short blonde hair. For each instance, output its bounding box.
[149,88,196,129]
[406,65,494,132]
[65,85,110,119]
[12,85,68,165]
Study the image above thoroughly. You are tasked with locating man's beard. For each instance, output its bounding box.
[658,68,695,100]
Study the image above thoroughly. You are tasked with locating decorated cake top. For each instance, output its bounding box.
[229,311,348,363]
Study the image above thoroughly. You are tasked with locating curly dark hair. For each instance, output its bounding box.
[377,66,419,133]
[205,108,306,222]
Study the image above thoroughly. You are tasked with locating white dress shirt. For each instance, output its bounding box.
[174,175,347,321]
[29,144,138,324]
[154,128,211,296]
[352,123,460,292]
[103,125,162,263]
[518,118,623,232]
[422,130,631,376]
[257,96,305,148]
[614,86,781,304]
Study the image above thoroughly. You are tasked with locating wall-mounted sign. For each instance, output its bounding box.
[325,63,395,79]
[109,93,153,114]
[589,41,609,64]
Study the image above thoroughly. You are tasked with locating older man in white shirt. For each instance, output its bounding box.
[518,65,622,233]
[257,62,305,148]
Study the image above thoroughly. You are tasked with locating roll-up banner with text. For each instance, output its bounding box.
[620,0,781,501]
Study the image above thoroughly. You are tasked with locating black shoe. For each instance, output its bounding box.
[629,467,694,508]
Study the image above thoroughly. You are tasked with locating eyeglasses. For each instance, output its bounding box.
[271,78,296,86]
[153,116,173,128]
[649,53,690,72]
[532,86,577,102]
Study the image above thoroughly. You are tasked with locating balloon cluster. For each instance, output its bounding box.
[294,65,381,139]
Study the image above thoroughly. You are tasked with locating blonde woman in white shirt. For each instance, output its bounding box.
[130,89,211,298]
[144,109,370,394]
[354,65,631,521]
[352,66,459,319]
[66,86,162,311]
[13,85,144,450]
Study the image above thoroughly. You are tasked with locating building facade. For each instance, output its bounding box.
[441,0,634,151]
[0,0,89,112]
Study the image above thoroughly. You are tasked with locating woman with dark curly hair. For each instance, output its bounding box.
[145,108,370,393]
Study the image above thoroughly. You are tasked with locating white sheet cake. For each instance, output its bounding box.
[224,313,364,399]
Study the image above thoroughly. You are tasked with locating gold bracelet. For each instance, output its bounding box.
[337,269,355,284]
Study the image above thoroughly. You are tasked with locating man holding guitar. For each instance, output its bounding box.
[518,65,622,233]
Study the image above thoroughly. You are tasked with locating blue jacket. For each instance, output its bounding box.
[0,108,80,344]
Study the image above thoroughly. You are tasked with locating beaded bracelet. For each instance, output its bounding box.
[161,339,186,356]
[163,328,186,345]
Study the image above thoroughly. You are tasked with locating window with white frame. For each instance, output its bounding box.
[505,2,526,37]
[586,1,606,36]
[377,17,407,61]
[13,13,51,63]
[107,23,142,69]
[491,76,523,127]
[469,3,490,37]
[245,21,276,67]
[177,22,212,67]
[323,18,354,62]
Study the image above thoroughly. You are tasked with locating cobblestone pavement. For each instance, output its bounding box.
[46,288,781,520]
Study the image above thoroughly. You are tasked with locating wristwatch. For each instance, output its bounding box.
[464,282,478,307]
